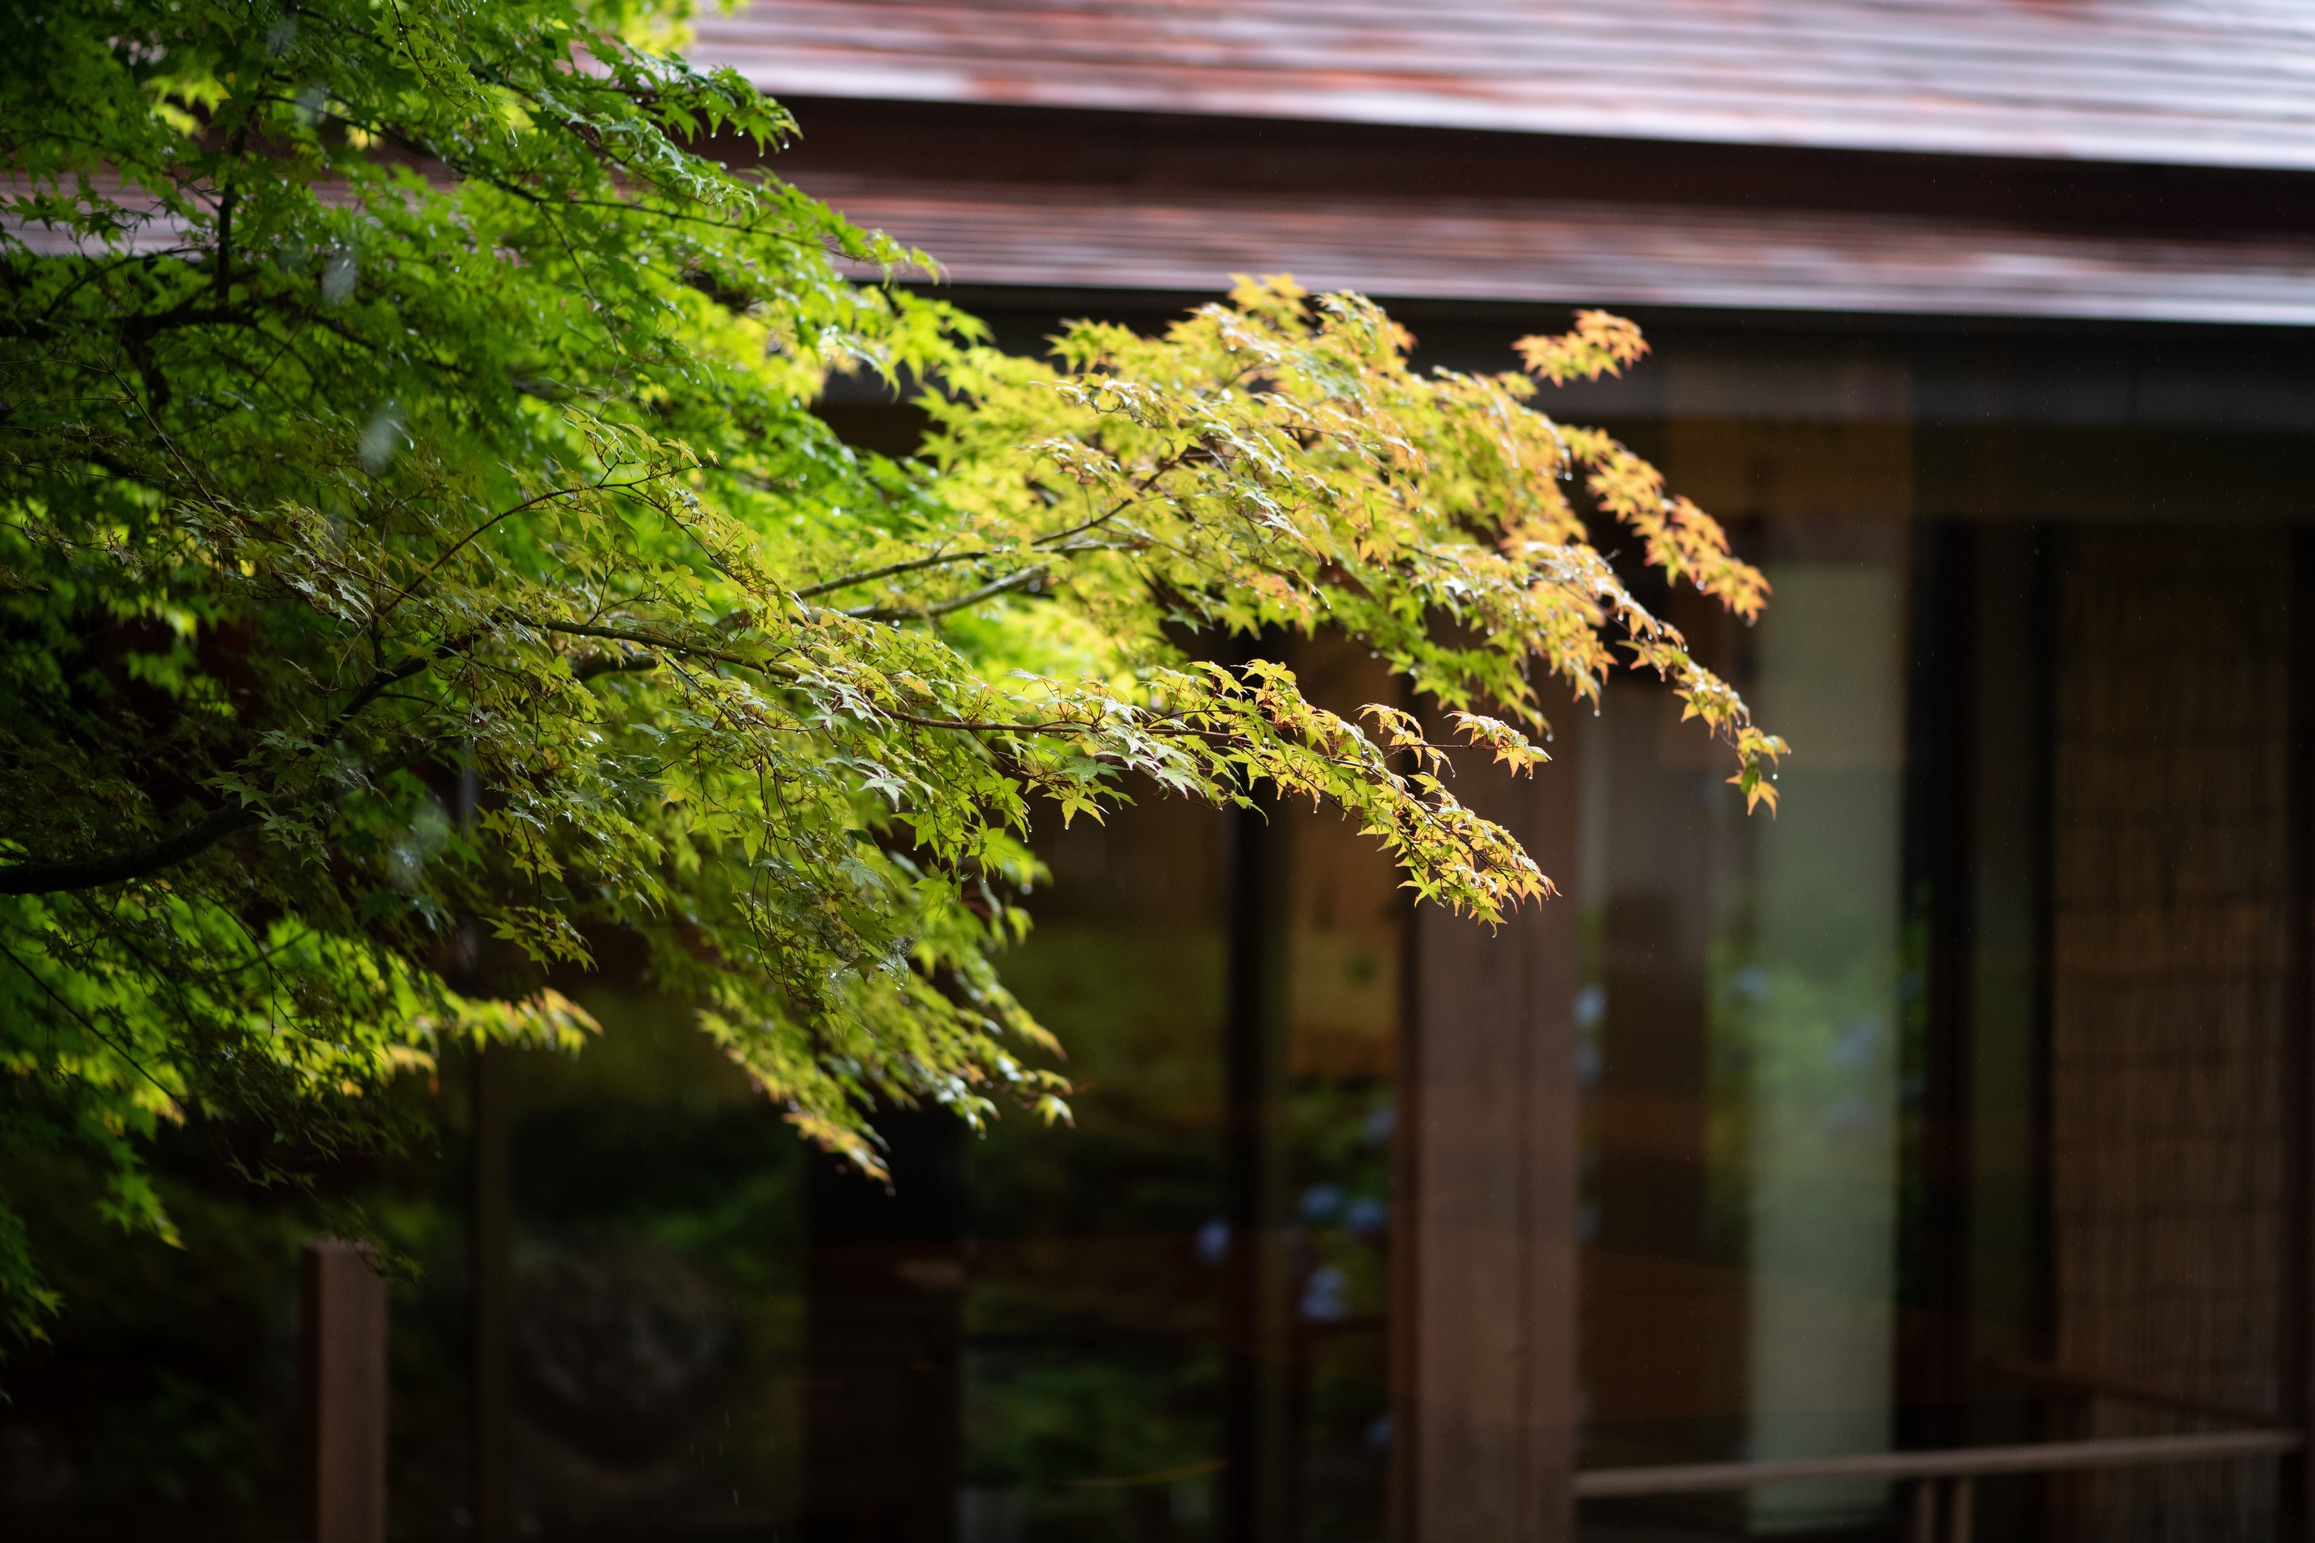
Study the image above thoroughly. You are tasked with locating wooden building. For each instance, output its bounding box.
[680,4,2315,1542]
[15,7,2315,1543]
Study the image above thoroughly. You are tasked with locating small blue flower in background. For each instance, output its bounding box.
[1363,1102,1395,1143]
[1831,1017,1882,1068]
[1301,1267,1349,1322]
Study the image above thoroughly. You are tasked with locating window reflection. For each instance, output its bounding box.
[1577,507,2301,1540]
[1578,516,1911,1533]
[954,629,1402,1543]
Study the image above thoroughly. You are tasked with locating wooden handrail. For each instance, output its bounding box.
[1575,1428,2304,1499]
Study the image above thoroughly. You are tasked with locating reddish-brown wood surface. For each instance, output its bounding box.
[302,1241,390,1543]
[788,172,2315,326]
[695,0,2315,172]
[1402,730,1583,1542]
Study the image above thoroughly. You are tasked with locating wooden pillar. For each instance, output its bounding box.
[302,1239,389,1543]
[1399,728,1583,1543]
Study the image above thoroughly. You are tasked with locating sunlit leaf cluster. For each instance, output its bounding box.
[0,0,1776,1338]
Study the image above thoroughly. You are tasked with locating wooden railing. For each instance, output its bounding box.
[1576,1428,2304,1543]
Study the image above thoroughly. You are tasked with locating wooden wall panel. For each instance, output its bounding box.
[2048,529,2293,1541]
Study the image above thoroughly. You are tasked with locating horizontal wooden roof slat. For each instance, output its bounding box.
[695,0,2315,170]
[799,175,2315,325]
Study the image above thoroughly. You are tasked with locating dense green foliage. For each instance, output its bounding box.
[0,0,1778,1338]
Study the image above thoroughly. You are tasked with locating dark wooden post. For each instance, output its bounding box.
[2284,529,2315,1543]
[453,757,518,1543]
[1399,725,1583,1543]
[803,1110,967,1543]
[1223,788,1294,1543]
[301,1239,389,1543]
[471,1044,515,1543]
[1898,521,1978,1452]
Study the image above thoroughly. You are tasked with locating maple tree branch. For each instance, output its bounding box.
[0,801,267,896]
[792,547,999,599]
[0,639,466,895]
[508,615,1442,775]
[845,566,1050,621]
[515,615,763,673]
[788,439,1202,604]
[373,471,674,628]
[794,536,1143,602]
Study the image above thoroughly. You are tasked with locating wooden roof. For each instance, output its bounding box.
[694,0,2315,172]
